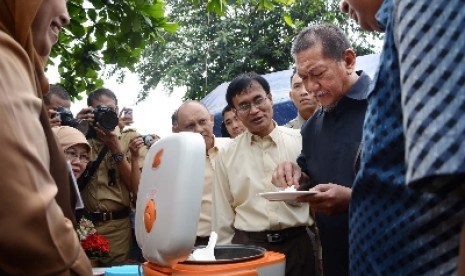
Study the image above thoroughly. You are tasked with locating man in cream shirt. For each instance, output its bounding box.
[212,73,317,276]
[173,100,230,245]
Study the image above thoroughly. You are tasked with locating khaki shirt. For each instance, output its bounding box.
[82,128,148,212]
[284,114,307,129]
[198,137,231,237]
[212,126,314,244]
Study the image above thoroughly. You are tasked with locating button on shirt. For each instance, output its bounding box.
[212,125,313,244]
[197,136,230,237]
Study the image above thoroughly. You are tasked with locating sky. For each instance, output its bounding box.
[46,69,185,138]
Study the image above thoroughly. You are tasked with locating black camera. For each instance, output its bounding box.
[53,107,89,135]
[140,135,154,148]
[92,105,119,132]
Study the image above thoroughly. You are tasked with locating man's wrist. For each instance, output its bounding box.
[111,152,125,163]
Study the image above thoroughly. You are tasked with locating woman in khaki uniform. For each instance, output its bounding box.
[0,0,91,274]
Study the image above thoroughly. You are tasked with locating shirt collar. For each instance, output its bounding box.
[207,135,220,156]
[247,121,278,144]
[376,0,393,32]
[319,71,370,115]
[345,70,371,101]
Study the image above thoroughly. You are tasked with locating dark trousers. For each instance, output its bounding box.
[195,236,210,247]
[233,227,317,276]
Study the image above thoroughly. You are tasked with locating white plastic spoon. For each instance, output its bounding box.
[191,231,217,261]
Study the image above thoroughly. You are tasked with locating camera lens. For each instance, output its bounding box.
[99,112,119,131]
[93,105,119,131]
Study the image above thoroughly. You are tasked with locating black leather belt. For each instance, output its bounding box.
[80,207,131,223]
[235,226,308,244]
[195,236,210,246]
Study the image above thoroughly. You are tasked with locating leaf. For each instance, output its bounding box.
[143,3,165,19]
[160,22,179,33]
[283,14,294,28]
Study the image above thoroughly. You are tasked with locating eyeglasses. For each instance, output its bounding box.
[65,149,90,164]
[236,97,269,114]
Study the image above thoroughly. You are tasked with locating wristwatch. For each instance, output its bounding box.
[111,152,125,163]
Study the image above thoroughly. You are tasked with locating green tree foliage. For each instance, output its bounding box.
[49,0,177,99]
[136,0,380,101]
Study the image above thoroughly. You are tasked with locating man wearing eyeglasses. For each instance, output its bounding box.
[76,88,148,265]
[212,72,317,276]
[271,25,371,276]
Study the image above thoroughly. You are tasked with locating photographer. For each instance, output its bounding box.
[76,88,148,265]
[44,84,89,134]
[44,84,71,127]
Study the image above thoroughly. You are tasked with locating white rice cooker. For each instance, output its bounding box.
[135,132,285,276]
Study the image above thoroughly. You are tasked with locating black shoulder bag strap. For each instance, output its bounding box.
[78,146,108,191]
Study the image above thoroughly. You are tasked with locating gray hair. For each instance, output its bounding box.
[291,24,352,61]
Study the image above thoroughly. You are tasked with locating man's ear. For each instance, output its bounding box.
[343,48,357,74]
[268,93,273,105]
[172,125,179,133]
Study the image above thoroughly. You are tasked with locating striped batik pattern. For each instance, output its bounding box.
[350,0,465,275]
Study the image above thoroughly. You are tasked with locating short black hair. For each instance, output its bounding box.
[171,109,178,127]
[221,105,234,118]
[87,88,118,107]
[291,24,351,61]
[290,67,297,86]
[44,84,71,105]
[221,105,234,137]
[225,72,271,108]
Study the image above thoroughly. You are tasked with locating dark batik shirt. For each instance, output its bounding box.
[350,0,465,275]
[297,71,370,276]
[396,1,465,195]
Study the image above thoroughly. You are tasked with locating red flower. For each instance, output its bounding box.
[81,233,110,259]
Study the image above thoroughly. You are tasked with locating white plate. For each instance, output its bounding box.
[92,268,106,276]
[259,190,318,201]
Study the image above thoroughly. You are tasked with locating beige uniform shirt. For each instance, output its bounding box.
[82,128,148,212]
[284,114,307,129]
[213,126,314,244]
[198,137,231,237]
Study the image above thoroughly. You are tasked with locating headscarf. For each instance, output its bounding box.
[0,0,49,94]
[52,126,91,153]
[0,0,76,224]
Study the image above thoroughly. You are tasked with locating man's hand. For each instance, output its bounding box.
[272,161,302,189]
[48,109,61,127]
[128,136,144,160]
[118,107,134,129]
[76,107,94,122]
[94,124,121,153]
[297,183,352,215]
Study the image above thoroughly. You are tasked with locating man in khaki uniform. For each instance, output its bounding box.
[284,69,319,129]
[77,88,148,265]
[172,100,230,245]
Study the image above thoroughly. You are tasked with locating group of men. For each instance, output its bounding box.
[2,0,463,274]
[165,23,368,275]
[169,2,465,273]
